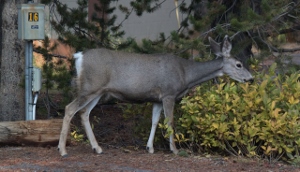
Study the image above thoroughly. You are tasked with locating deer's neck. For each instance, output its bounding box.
[184,57,224,88]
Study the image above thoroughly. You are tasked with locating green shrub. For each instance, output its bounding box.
[179,63,300,163]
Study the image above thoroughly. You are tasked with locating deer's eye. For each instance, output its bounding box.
[236,63,242,68]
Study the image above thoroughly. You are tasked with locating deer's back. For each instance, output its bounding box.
[76,48,188,102]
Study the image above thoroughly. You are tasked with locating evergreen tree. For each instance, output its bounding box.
[41,0,300,60]
[34,36,73,118]
[42,0,133,50]
[115,0,300,66]
[173,0,300,65]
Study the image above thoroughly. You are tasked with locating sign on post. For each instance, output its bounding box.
[17,4,45,40]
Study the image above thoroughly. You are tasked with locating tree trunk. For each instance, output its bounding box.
[0,0,25,121]
[0,119,69,146]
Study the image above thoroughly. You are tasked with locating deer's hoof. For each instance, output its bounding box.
[93,147,103,154]
[58,147,68,157]
[61,154,69,158]
[146,146,154,154]
[172,149,179,155]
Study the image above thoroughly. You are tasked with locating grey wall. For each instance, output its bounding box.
[112,1,189,42]
[49,0,190,42]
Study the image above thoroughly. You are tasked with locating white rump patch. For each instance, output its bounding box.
[74,52,83,77]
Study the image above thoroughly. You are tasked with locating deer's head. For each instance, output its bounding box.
[209,35,254,83]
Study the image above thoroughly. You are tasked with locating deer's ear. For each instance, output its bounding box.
[209,37,222,57]
[221,35,232,57]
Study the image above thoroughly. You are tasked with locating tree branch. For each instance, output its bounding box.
[279,25,300,34]
[272,2,300,22]
[33,48,69,59]
[257,31,300,53]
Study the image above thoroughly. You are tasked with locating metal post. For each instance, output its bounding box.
[28,40,33,120]
[25,41,29,120]
[25,40,33,120]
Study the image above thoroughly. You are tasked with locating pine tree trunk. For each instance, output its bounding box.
[0,1,25,121]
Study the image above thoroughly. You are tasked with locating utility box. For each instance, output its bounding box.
[32,67,42,92]
[18,4,45,40]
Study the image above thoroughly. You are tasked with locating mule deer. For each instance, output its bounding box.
[58,35,253,156]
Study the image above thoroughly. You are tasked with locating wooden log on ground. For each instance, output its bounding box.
[0,119,69,146]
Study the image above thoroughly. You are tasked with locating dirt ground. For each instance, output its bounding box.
[1,105,300,172]
[1,144,299,172]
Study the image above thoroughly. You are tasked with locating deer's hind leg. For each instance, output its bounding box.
[58,94,100,156]
[79,96,102,154]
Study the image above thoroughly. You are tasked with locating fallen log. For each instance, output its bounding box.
[0,119,69,146]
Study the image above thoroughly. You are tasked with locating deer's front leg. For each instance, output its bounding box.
[162,97,179,154]
[146,103,163,153]
[58,95,100,156]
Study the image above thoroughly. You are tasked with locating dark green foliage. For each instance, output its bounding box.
[164,0,300,67]
[40,0,300,63]
[130,0,162,16]
[40,0,300,59]
[34,36,74,117]
[42,0,132,50]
